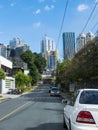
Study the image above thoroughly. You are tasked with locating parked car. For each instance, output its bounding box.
[63,89,98,130]
[49,86,52,93]
[7,89,21,94]
[7,89,14,94]
[50,87,60,96]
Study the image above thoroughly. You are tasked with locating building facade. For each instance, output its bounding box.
[0,43,7,58]
[0,56,15,94]
[76,33,86,52]
[63,32,75,60]
[46,50,58,70]
[40,35,58,71]
[86,31,95,42]
[40,35,55,58]
[76,32,95,52]
[9,37,23,48]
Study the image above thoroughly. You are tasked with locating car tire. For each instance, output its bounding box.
[69,119,71,130]
[63,116,67,129]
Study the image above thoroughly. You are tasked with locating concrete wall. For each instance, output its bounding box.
[0,77,15,94]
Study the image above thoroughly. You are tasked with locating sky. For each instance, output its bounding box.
[0,0,98,58]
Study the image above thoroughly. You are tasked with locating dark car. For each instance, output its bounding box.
[50,87,60,96]
[7,89,21,94]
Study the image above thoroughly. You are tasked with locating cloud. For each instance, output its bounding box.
[77,4,88,12]
[33,9,41,14]
[10,2,16,7]
[33,22,41,28]
[44,5,54,11]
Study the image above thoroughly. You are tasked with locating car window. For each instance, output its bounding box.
[52,87,59,91]
[79,90,98,104]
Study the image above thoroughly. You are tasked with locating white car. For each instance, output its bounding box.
[63,89,98,130]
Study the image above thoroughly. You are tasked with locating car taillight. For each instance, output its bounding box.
[76,111,95,124]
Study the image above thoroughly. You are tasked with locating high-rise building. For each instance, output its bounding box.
[76,33,86,52]
[40,35,55,58]
[86,31,95,42]
[76,32,95,52]
[46,50,58,70]
[0,43,7,58]
[8,37,29,70]
[63,32,75,60]
[9,37,23,48]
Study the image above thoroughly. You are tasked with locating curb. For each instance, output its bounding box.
[0,98,11,103]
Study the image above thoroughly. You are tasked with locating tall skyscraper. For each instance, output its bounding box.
[46,50,58,70]
[0,43,7,58]
[76,33,86,52]
[76,32,95,52]
[9,37,23,48]
[40,35,55,58]
[86,31,95,42]
[63,32,75,60]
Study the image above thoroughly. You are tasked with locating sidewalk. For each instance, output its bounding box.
[0,94,21,103]
[0,86,38,103]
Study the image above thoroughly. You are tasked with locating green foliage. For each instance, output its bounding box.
[56,38,98,84]
[33,53,46,74]
[29,64,39,85]
[14,70,31,92]
[21,50,46,85]
[21,50,35,67]
[0,68,5,80]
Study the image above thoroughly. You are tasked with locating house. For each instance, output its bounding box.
[0,56,15,94]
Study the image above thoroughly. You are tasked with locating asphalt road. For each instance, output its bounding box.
[0,84,66,130]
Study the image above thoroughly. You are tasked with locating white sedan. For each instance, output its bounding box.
[63,89,98,130]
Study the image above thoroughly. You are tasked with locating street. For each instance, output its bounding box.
[0,84,66,130]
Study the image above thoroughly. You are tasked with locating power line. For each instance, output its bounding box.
[81,1,98,33]
[56,0,68,49]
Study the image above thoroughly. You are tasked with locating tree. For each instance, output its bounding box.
[0,68,5,80]
[14,70,31,92]
[33,53,46,74]
[21,50,46,85]
[21,50,35,67]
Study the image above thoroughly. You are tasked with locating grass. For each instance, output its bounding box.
[0,95,3,98]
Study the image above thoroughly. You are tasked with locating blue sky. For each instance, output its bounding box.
[0,0,98,58]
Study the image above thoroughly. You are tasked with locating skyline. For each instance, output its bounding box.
[0,0,98,58]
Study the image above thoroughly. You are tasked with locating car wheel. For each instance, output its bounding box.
[69,120,71,130]
[63,116,67,129]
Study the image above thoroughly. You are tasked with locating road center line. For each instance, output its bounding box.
[0,101,31,122]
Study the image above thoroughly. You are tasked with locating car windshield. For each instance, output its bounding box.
[52,87,59,91]
[79,90,98,104]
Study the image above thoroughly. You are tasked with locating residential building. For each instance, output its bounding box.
[63,32,75,60]
[76,32,95,52]
[9,37,23,48]
[7,38,29,71]
[76,33,86,52]
[46,50,58,70]
[86,31,95,42]
[0,43,7,58]
[40,35,58,71]
[40,35,55,58]
[0,56,15,93]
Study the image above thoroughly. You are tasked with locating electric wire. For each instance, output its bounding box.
[56,0,68,50]
[81,1,98,33]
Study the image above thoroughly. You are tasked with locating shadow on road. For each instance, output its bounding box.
[25,122,65,130]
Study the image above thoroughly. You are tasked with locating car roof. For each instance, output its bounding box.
[77,88,98,91]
